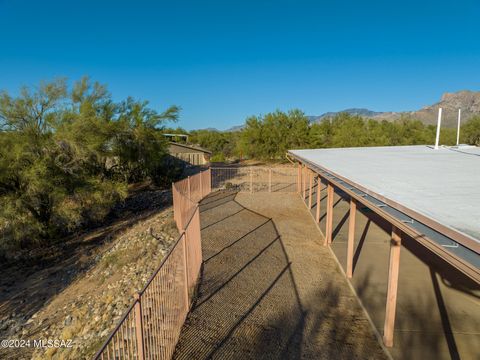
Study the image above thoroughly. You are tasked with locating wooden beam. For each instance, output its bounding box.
[324,183,334,246]
[383,226,402,347]
[346,198,357,278]
[308,170,313,209]
[315,176,321,222]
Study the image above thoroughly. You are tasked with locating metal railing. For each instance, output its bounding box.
[211,167,297,193]
[92,166,295,359]
[93,169,211,360]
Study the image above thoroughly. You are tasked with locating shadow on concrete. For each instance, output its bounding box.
[353,220,371,273]
[173,191,387,360]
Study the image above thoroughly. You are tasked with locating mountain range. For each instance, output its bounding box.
[224,90,480,131]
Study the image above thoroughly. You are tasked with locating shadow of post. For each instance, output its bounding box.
[173,191,389,360]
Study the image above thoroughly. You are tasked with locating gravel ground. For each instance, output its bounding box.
[173,191,388,360]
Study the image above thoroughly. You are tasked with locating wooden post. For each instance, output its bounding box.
[324,183,334,246]
[383,226,402,347]
[346,198,356,278]
[303,166,307,200]
[250,168,253,193]
[300,166,303,198]
[199,170,203,198]
[269,168,272,192]
[315,176,321,222]
[297,163,301,193]
[134,293,145,360]
[187,176,191,199]
[308,170,313,209]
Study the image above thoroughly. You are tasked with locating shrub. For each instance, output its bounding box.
[0,78,179,253]
[210,153,226,162]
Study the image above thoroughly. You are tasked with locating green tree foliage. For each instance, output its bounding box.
[0,78,179,253]
[238,110,310,160]
[235,111,476,160]
[189,129,239,159]
[461,115,480,145]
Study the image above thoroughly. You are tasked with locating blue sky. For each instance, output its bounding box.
[1,0,479,130]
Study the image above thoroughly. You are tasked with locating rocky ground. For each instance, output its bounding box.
[0,185,179,359]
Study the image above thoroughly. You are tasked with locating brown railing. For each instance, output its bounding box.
[211,167,297,193]
[172,170,211,230]
[93,169,211,360]
[92,166,296,359]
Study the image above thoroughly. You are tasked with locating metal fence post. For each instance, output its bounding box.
[208,168,212,193]
[269,168,272,192]
[182,233,190,309]
[134,293,145,360]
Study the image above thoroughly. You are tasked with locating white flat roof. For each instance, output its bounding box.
[289,145,480,245]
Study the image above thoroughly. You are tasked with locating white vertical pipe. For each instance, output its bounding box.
[434,107,442,150]
[456,108,461,146]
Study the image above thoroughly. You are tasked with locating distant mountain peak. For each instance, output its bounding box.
[309,108,383,123]
[441,90,475,102]
[217,90,480,132]
[309,90,480,127]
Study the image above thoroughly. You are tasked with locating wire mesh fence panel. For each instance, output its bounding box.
[140,236,189,360]
[270,167,297,192]
[96,305,140,360]
[175,177,189,197]
[93,166,296,360]
[251,168,268,192]
[201,169,212,198]
[211,167,297,193]
[94,169,209,360]
[189,175,202,203]
[172,185,194,231]
[211,167,252,192]
[185,208,202,295]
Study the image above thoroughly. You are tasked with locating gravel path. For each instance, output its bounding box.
[173,191,388,360]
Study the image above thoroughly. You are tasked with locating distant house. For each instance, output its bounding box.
[168,142,212,166]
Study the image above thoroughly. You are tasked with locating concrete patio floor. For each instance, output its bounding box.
[173,191,388,360]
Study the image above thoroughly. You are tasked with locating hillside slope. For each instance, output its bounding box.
[0,188,178,360]
[400,90,480,127]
